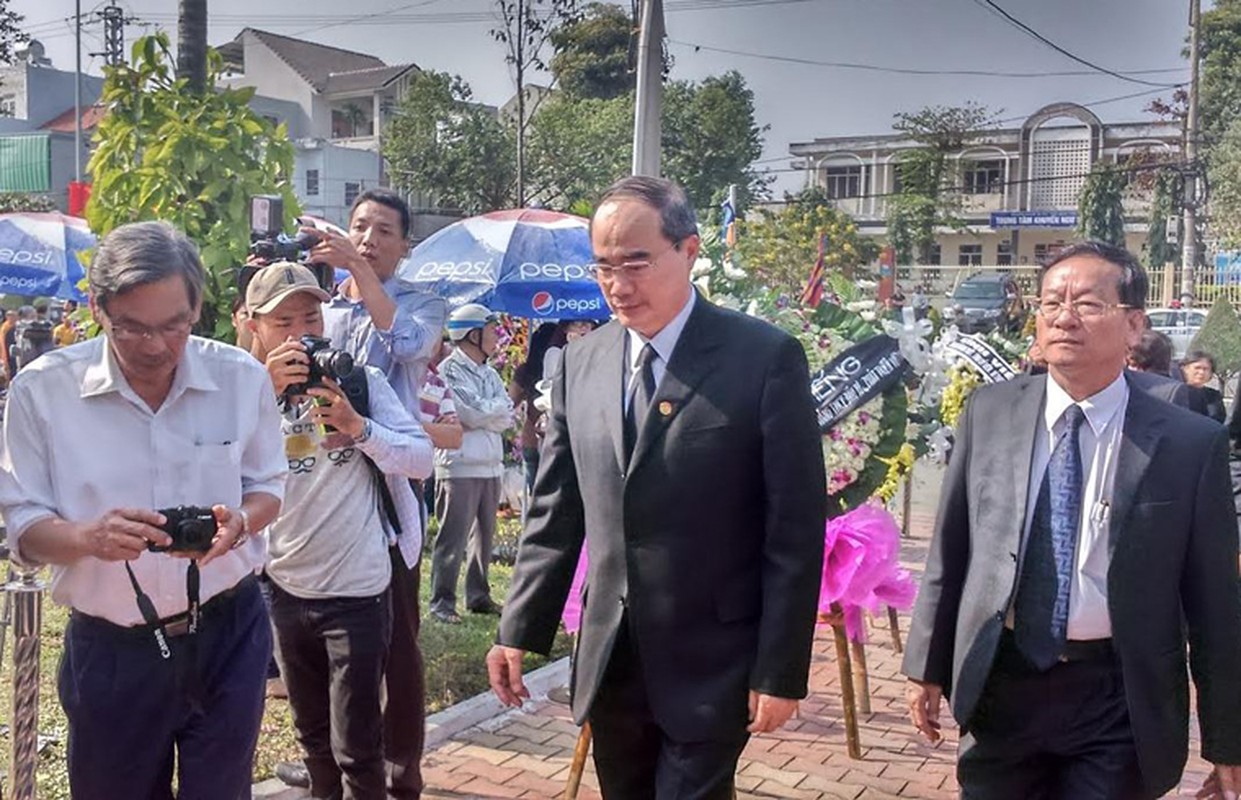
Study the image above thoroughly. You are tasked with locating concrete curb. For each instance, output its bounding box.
[426,655,570,748]
[253,656,571,799]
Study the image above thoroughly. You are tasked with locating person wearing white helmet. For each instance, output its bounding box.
[429,303,514,624]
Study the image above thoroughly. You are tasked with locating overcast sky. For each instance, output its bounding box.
[14,0,1194,194]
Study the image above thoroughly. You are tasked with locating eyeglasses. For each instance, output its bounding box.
[106,315,195,343]
[1035,299,1133,320]
[587,241,681,282]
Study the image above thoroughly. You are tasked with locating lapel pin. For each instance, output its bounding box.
[659,401,674,417]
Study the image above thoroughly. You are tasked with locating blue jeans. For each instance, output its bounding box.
[59,577,270,800]
[269,584,393,800]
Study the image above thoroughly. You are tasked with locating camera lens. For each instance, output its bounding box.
[316,349,354,379]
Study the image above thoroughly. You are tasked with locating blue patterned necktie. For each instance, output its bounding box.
[1014,403,1086,671]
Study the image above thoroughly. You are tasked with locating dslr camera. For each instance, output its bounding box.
[286,334,354,398]
[148,505,217,554]
[249,195,324,263]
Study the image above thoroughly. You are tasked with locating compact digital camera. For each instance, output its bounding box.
[148,505,217,554]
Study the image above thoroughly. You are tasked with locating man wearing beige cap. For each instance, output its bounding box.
[246,263,434,800]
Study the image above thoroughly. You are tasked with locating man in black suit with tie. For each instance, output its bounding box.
[486,176,827,799]
[903,241,1241,799]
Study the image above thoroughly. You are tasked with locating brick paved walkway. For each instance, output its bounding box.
[422,466,1213,799]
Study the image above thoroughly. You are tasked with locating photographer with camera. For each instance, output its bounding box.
[0,221,287,800]
[247,262,433,800]
[313,189,445,799]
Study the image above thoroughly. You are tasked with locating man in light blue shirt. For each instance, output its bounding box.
[302,188,445,799]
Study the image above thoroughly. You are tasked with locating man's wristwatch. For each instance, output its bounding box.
[354,418,373,444]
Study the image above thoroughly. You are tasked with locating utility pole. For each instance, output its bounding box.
[1180,0,1201,305]
[74,0,82,183]
[515,0,526,207]
[631,0,665,177]
[99,5,127,67]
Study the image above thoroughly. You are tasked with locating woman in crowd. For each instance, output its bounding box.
[1182,348,1226,423]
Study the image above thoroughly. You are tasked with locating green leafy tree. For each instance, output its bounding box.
[1198,0,1241,153]
[1076,164,1127,246]
[734,191,878,296]
[885,103,996,264]
[1190,294,1241,385]
[524,71,767,212]
[662,71,769,210]
[87,33,298,338]
[383,70,516,214]
[1207,116,1241,249]
[526,92,633,209]
[549,2,635,100]
[1144,168,1180,268]
[491,0,580,205]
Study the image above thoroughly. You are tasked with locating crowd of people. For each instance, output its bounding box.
[0,178,1238,800]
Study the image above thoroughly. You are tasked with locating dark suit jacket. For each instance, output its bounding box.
[498,297,828,742]
[902,372,1241,796]
[1126,368,1192,409]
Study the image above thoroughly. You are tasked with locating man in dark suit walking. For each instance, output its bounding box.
[486,176,827,799]
[903,241,1241,799]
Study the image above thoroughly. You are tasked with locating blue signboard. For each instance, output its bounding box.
[989,210,1079,229]
[1215,251,1241,285]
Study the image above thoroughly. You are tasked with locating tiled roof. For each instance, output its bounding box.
[232,28,387,92]
[324,64,417,95]
[40,104,105,133]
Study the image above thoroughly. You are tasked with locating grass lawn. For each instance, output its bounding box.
[0,520,572,797]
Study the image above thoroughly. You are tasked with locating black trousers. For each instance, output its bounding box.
[958,633,1145,800]
[588,619,749,800]
[384,546,427,799]
[270,584,392,800]
[59,578,270,800]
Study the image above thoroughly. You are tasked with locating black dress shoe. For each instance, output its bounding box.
[275,760,310,788]
[468,598,503,615]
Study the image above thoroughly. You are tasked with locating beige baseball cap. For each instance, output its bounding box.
[245,262,332,315]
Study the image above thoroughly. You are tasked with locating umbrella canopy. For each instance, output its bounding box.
[400,209,609,320]
[0,212,90,302]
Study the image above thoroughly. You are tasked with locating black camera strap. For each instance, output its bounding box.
[124,560,204,708]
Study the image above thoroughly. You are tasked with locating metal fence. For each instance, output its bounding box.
[897,263,1235,311]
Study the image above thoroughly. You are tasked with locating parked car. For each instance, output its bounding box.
[943,273,1028,334]
[1146,307,1207,360]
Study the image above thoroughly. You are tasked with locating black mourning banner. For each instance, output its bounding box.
[809,335,908,432]
[943,335,1018,384]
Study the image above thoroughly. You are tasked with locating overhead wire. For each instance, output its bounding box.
[970,0,1181,88]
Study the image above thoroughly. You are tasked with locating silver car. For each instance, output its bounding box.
[1146,307,1207,360]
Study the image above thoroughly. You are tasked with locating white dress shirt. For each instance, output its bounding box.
[1019,371,1128,641]
[624,289,697,412]
[0,336,287,625]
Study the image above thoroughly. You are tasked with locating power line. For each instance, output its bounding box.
[669,38,1188,79]
[972,0,1181,89]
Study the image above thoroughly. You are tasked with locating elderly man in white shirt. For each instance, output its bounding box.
[0,221,286,800]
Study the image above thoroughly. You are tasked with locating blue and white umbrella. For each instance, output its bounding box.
[0,212,90,301]
[400,209,609,320]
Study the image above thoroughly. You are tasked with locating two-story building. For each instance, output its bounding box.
[0,40,104,211]
[218,28,457,238]
[789,102,1181,267]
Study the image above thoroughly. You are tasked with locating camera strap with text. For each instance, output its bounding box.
[124,560,204,708]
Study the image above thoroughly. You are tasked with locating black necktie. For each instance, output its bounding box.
[1013,404,1087,671]
[624,343,657,460]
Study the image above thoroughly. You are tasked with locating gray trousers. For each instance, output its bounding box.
[430,476,500,615]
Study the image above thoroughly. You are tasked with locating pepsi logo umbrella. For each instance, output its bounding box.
[0,212,90,301]
[400,208,609,320]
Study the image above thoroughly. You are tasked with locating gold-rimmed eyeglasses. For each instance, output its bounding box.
[105,313,195,343]
[586,240,682,282]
